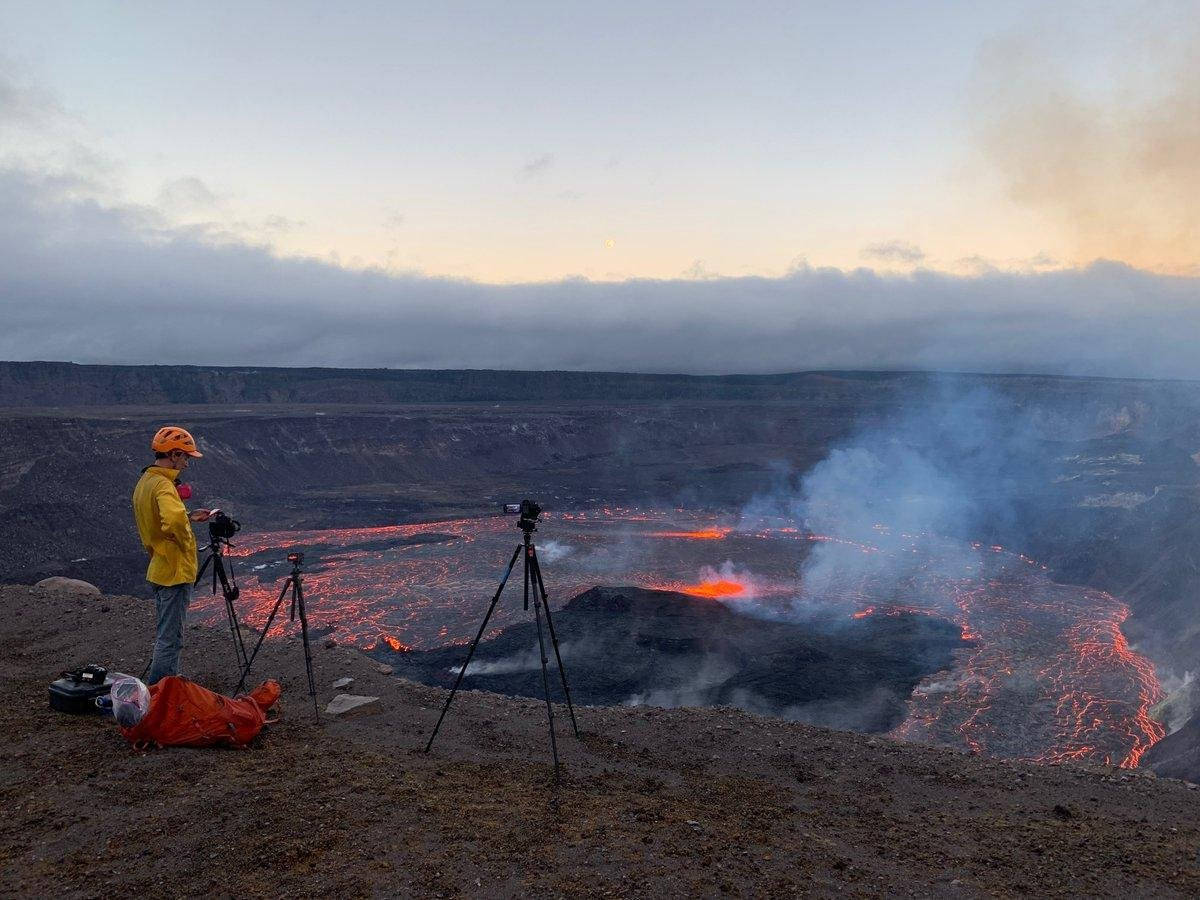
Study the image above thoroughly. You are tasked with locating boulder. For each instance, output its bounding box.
[326,694,380,716]
[34,577,102,597]
[331,677,354,689]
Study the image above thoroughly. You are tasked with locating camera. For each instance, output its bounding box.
[208,509,241,541]
[287,551,304,565]
[502,499,542,531]
[502,499,542,520]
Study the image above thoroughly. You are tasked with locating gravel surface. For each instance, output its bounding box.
[2,583,1199,898]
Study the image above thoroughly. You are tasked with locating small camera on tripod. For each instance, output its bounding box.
[502,499,542,531]
[287,551,304,565]
[430,495,579,772]
[208,509,241,541]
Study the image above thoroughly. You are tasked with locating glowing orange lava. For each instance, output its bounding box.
[199,508,1165,769]
[649,528,730,540]
[679,579,745,598]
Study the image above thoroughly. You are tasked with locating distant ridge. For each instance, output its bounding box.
[0,361,1185,407]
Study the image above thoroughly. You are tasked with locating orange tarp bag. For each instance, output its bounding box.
[120,676,281,749]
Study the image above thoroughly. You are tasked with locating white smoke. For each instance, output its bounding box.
[537,539,573,562]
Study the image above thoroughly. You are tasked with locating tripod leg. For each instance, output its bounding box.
[235,576,291,695]
[531,548,580,738]
[194,552,213,586]
[293,578,320,721]
[528,548,561,779]
[425,544,522,753]
[523,538,531,611]
[214,555,249,672]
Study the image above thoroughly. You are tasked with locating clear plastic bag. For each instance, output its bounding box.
[109,675,151,728]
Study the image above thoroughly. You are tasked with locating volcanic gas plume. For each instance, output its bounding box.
[203,508,1163,767]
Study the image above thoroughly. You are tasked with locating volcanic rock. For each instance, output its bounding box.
[325,694,380,716]
[331,677,354,689]
[388,585,965,733]
[34,577,101,597]
[1145,711,1200,783]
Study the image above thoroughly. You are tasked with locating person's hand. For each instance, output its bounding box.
[189,509,213,522]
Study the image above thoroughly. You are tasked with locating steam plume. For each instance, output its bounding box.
[972,22,1200,274]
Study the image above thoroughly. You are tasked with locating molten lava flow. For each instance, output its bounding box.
[887,564,1164,768]
[197,507,1165,769]
[649,528,730,540]
[678,579,745,598]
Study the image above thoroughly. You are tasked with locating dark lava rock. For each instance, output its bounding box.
[1145,712,1200,784]
[388,585,965,733]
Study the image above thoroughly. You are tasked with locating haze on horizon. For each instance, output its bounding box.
[0,1,1197,377]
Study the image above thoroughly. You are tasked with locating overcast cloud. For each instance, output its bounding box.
[1,165,1198,377]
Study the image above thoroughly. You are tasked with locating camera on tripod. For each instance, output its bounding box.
[235,547,319,719]
[432,495,578,775]
[502,499,542,531]
[208,509,241,542]
[194,508,250,687]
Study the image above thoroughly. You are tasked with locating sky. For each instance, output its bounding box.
[1,1,1197,375]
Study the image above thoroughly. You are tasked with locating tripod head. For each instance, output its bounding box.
[287,551,304,571]
[203,535,234,557]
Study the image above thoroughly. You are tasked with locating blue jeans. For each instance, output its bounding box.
[148,582,192,684]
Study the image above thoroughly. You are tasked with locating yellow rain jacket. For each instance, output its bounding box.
[132,466,198,586]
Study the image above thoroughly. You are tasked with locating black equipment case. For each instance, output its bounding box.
[49,666,114,714]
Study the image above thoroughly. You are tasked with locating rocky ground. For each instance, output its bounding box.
[3,582,1199,898]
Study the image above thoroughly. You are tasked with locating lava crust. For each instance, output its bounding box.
[388,585,966,733]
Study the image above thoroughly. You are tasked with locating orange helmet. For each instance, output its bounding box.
[151,426,203,458]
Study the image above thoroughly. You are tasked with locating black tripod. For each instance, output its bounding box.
[235,552,320,720]
[425,504,579,778]
[195,534,250,682]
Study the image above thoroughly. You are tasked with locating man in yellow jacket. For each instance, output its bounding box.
[132,426,212,683]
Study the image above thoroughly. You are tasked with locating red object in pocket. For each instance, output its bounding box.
[177,483,192,500]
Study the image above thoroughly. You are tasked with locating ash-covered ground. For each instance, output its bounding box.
[5,583,1200,898]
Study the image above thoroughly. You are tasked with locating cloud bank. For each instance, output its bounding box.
[1,166,1198,377]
